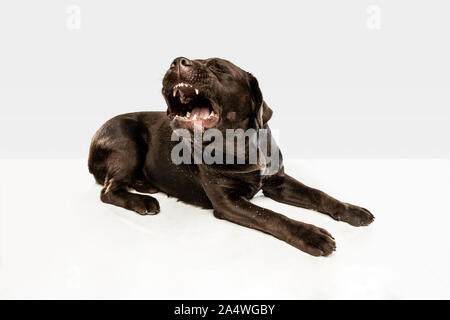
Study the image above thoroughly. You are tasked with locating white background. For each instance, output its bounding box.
[1,159,449,299]
[1,0,449,158]
[0,1,449,299]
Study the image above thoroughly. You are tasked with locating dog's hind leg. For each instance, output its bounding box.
[89,116,160,215]
[262,172,374,227]
[100,150,160,215]
[128,178,159,194]
[101,178,160,215]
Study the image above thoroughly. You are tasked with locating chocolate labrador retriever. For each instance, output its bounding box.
[88,57,374,256]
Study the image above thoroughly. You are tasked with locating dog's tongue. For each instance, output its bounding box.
[189,107,210,120]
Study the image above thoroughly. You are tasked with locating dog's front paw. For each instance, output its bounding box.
[335,203,374,227]
[289,223,336,257]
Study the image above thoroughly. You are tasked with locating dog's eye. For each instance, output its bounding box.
[207,61,228,74]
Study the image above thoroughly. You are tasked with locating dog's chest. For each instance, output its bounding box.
[231,170,264,199]
[200,164,264,199]
[246,176,264,199]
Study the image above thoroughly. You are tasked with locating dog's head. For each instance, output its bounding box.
[162,57,272,131]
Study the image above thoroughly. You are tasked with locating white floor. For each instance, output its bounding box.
[0,159,449,299]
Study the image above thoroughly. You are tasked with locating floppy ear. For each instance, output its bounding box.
[248,73,273,127]
[257,100,273,128]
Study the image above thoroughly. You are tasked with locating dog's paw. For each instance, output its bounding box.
[335,203,374,227]
[131,195,160,215]
[130,180,159,194]
[290,224,336,257]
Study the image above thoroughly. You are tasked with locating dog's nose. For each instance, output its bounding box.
[171,57,193,70]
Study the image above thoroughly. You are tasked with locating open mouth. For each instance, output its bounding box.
[167,82,220,130]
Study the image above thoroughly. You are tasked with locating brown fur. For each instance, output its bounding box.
[88,57,374,256]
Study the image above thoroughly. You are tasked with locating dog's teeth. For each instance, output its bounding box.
[210,111,215,117]
[173,89,177,97]
[186,111,191,117]
[195,89,199,95]
[192,114,197,120]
